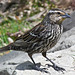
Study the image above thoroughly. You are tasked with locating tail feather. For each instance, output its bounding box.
[0,40,27,52]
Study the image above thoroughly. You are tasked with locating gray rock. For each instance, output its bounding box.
[63,11,75,32]
[0,70,10,75]
[12,46,75,75]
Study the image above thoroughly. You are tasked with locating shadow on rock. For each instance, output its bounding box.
[15,61,41,70]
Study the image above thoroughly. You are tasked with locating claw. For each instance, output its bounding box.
[46,64,65,73]
[32,65,50,74]
[52,64,65,72]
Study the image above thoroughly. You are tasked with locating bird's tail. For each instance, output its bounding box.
[0,43,12,52]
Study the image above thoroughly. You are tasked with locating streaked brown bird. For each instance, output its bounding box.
[0,9,71,73]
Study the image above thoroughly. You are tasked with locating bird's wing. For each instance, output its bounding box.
[16,24,52,43]
[9,24,52,51]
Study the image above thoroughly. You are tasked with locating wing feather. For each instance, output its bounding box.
[12,24,52,51]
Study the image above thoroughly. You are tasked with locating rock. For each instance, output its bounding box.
[0,51,30,75]
[0,70,10,75]
[63,11,75,32]
[0,46,75,75]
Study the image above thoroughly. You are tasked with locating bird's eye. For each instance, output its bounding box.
[57,12,60,14]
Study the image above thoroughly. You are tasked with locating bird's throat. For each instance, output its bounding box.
[57,18,65,25]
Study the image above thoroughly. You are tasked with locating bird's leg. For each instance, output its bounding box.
[28,54,49,73]
[42,52,65,72]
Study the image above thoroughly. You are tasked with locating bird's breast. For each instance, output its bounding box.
[41,24,63,52]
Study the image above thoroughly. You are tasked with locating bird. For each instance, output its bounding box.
[0,9,71,73]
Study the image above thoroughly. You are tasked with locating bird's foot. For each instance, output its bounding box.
[32,65,50,74]
[46,64,65,73]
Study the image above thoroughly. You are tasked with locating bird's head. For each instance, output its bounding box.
[46,9,71,24]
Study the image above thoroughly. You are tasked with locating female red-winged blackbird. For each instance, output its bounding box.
[0,9,70,73]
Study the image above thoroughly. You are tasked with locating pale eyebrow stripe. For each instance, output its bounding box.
[49,10,65,15]
[49,10,60,13]
[59,11,65,15]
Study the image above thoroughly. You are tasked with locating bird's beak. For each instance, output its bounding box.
[62,13,71,18]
